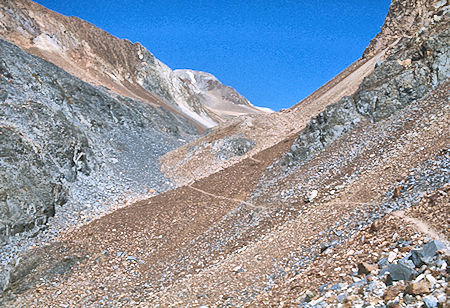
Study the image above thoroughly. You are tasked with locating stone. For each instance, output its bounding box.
[126,256,137,262]
[403,294,414,304]
[303,290,316,302]
[378,258,390,269]
[410,240,447,266]
[422,241,446,259]
[232,265,242,273]
[388,252,397,263]
[357,262,378,275]
[305,190,319,202]
[410,249,425,267]
[383,285,404,301]
[369,220,382,232]
[433,0,447,9]
[423,295,438,308]
[393,186,402,198]
[384,264,418,282]
[405,280,430,295]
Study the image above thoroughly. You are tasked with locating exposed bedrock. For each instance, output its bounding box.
[285,26,449,167]
[0,39,198,243]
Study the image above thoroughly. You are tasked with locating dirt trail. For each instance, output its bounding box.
[392,211,450,247]
[5,79,448,308]
[187,185,262,210]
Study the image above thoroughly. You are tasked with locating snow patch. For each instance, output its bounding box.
[186,70,197,85]
[248,102,274,113]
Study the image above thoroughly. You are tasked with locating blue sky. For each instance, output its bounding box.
[34,0,391,111]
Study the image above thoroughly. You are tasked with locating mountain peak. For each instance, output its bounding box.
[0,0,268,129]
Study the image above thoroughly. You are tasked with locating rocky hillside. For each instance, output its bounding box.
[0,0,448,306]
[0,0,267,129]
[0,38,198,246]
[0,0,267,246]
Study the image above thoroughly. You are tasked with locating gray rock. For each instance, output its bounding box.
[378,257,390,269]
[337,291,348,303]
[423,295,438,308]
[422,240,446,259]
[410,240,447,267]
[403,294,414,305]
[383,264,418,282]
[126,256,137,262]
[0,38,198,243]
[213,136,256,161]
[329,283,343,291]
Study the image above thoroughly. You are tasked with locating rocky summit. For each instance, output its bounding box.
[0,0,449,307]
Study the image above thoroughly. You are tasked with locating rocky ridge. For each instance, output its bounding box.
[0,0,267,129]
[0,37,198,260]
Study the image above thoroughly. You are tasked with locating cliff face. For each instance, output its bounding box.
[363,0,449,57]
[0,0,267,129]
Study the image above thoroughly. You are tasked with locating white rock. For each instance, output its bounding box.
[305,190,318,202]
[434,0,447,9]
[437,292,446,303]
[426,274,437,285]
[414,273,425,282]
[388,251,397,263]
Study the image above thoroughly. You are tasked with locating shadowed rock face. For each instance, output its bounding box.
[0,39,198,243]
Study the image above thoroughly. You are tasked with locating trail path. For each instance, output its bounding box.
[393,211,450,247]
[187,185,263,210]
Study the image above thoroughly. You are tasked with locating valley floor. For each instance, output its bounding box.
[2,82,448,307]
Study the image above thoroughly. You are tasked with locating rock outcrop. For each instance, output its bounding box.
[285,6,449,167]
[0,0,268,129]
[363,0,449,57]
[0,38,197,243]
